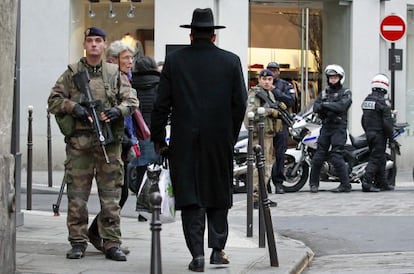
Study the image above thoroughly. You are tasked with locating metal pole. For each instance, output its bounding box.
[257,107,265,248]
[150,192,162,274]
[254,144,279,267]
[26,105,33,210]
[47,106,53,187]
[390,42,395,110]
[246,111,254,237]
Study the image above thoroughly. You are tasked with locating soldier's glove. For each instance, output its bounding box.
[72,104,90,124]
[266,108,279,118]
[278,102,287,111]
[104,107,122,121]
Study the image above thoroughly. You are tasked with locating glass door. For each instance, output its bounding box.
[249,0,323,112]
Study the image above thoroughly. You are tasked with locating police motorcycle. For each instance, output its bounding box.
[233,129,248,193]
[282,102,408,192]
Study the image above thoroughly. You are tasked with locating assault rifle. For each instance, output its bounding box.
[73,70,114,164]
[255,90,294,127]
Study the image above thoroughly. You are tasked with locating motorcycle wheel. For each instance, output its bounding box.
[282,154,309,192]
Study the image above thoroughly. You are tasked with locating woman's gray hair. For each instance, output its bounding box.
[106,40,134,59]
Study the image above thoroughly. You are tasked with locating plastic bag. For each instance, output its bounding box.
[136,162,175,223]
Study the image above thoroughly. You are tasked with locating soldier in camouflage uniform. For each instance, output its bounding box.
[47,27,138,261]
[244,69,282,209]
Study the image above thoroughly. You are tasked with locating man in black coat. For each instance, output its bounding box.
[151,8,247,273]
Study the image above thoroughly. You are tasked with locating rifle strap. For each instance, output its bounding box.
[255,90,275,106]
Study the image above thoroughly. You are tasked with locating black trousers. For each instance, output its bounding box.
[272,124,289,184]
[309,127,349,187]
[364,131,387,186]
[181,206,228,258]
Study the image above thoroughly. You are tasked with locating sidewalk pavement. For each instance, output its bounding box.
[16,170,314,274]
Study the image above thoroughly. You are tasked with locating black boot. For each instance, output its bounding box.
[361,177,380,192]
[66,245,86,259]
[310,185,319,193]
[330,184,352,193]
[105,246,127,261]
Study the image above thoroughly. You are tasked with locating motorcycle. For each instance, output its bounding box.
[283,103,408,192]
[233,129,248,193]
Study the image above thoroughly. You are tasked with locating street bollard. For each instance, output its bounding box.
[254,144,279,267]
[150,192,162,274]
[246,111,254,237]
[26,105,33,210]
[47,106,53,187]
[257,107,266,247]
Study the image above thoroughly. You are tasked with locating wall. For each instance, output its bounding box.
[20,0,71,170]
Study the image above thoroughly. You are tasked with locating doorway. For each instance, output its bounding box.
[249,0,323,112]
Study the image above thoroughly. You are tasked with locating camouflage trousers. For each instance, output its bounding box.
[252,136,275,202]
[64,142,124,249]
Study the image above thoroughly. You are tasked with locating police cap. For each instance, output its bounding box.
[267,62,280,69]
[259,69,274,78]
[84,27,106,40]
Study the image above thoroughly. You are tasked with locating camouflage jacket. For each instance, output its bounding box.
[48,57,139,143]
[244,85,282,137]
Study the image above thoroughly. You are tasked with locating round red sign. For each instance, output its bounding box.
[380,14,406,42]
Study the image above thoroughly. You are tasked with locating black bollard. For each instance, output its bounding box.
[150,192,162,274]
[47,106,53,187]
[254,144,279,267]
[246,111,254,237]
[257,107,266,247]
[26,105,33,210]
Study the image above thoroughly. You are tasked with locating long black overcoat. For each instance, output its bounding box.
[151,40,247,209]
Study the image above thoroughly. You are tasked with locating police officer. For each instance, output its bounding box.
[267,62,296,194]
[245,69,280,208]
[48,27,139,261]
[309,64,352,193]
[361,74,394,192]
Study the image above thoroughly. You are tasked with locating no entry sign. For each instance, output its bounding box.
[380,14,406,42]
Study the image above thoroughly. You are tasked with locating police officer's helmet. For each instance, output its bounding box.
[371,74,389,94]
[324,64,345,85]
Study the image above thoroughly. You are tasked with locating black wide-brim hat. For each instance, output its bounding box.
[180,8,225,29]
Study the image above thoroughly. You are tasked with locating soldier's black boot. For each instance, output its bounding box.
[105,246,127,261]
[66,244,86,259]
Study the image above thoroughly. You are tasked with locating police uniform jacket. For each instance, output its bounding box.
[151,39,247,209]
[272,78,295,108]
[313,87,352,129]
[361,90,394,138]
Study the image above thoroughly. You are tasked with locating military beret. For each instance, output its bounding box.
[84,27,106,40]
[267,62,280,69]
[259,69,274,78]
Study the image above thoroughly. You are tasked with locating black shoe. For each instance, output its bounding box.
[88,229,103,252]
[105,247,127,261]
[310,185,319,193]
[268,199,278,207]
[275,184,285,194]
[330,185,352,193]
[66,245,86,259]
[138,214,147,222]
[362,185,380,192]
[189,256,205,272]
[210,249,229,265]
